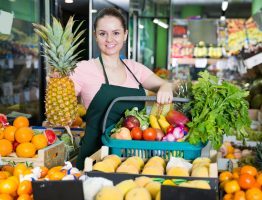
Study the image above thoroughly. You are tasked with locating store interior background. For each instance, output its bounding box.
[0,0,261,125]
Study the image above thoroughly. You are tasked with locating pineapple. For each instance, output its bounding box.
[33,17,85,127]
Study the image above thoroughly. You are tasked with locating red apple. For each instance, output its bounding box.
[122,115,140,130]
[166,110,189,126]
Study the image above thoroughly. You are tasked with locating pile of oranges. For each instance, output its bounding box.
[0,163,81,200]
[220,165,262,200]
[0,116,48,158]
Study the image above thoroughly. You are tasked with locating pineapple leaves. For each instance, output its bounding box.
[185,71,251,150]
[33,16,85,76]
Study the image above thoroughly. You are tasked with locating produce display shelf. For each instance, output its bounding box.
[0,140,65,168]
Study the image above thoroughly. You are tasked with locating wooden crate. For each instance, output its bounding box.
[1,141,65,168]
[84,146,218,178]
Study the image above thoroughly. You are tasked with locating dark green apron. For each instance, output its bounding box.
[76,56,146,170]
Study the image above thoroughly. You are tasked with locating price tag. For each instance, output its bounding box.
[195,58,207,68]
[244,52,262,69]
[0,10,14,35]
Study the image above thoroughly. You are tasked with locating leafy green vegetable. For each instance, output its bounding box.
[124,107,149,130]
[185,71,251,149]
[111,107,149,132]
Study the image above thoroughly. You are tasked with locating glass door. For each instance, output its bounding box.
[0,0,44,125]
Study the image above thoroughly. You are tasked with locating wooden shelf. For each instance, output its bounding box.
[172,58,227,65]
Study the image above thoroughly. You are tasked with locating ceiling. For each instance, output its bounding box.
[58,0,252,18]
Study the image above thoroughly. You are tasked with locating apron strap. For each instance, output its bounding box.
[99,55,109,84]
[99,55,143,87]
[120,59,143,87]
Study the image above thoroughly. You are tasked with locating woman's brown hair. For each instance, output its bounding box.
[94,8,127,31]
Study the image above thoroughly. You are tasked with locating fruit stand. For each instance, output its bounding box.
[0,12,262,200]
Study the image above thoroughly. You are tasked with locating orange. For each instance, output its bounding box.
[220,171,233,182]
[17,180,32,195]
[31,134,48,150]
[245,188,262,200]
[1,165,14,175]
[220,180,230,189]
[16,143,36,158]
[0,139,13,156]
[14,128,33,143]
[0,171,8,180]
[238,173,256,190]
[49,171,66,180]
[22,168,33,176]
[0,179,18,194]
[256,174,262,186]
[13,163,27,178]
[251,181,261,189]
[39,166,48,178]
[0,128,5,139]
[17,194,32,200]
[233,171,240,180]
[223,193,233,200]
[233,190,246,200]
[3,126,17,142]
[227,145,235,154]
[0,194,13,200]
[13,117,29,128]
[47,166,63,177]
[225,180,240,194]
[226,154,235,159]
[233,168,242,174]
[240,166,257,177]
[7,176,19,188]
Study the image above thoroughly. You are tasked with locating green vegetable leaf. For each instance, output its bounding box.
[185,71,251,149]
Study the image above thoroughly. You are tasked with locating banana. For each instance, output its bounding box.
[158,115,170,133]
[149,114,161,129]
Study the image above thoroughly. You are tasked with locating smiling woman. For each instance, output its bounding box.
[68,7,177,170]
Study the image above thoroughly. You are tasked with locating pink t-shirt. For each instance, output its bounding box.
[70,58,153,108]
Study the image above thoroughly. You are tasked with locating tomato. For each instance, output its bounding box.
[130,127,143,140]
[143,128,156,141]
[166,125,174,134]
[224,180,240,194]
[238,173,256,190]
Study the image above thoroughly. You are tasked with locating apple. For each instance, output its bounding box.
[165,110,189,126]
[122,115,140,130]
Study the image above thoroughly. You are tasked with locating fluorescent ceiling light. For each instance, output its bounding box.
[220,16,226,21]
[153,18,168,29]
[153,19,159,24]
[139,24,144,29]
[65,0,73,3]
[91,9,97,13]
[221,0,228,11]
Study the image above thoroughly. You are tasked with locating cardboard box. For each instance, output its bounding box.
[1,141,65,168]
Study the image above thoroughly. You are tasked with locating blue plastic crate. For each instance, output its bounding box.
[101,96,205,160]
[102,124,204,160]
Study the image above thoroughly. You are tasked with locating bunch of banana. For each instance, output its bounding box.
[149,114,170,133]
[150,103,173,118]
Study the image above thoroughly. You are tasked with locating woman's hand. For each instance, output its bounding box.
[156,82,173,104]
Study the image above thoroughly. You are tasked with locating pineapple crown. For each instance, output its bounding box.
[33,16,85,77]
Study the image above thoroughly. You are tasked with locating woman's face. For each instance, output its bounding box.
[95,16,127,56]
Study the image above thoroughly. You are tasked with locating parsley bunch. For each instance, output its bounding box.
[185,71,251,149]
